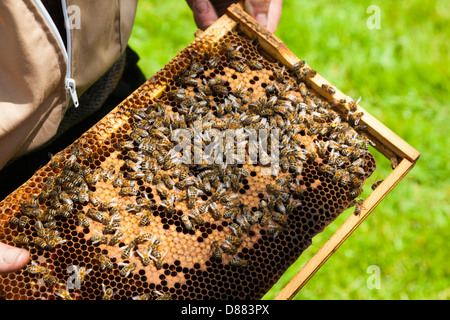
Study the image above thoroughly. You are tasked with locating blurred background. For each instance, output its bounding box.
[128,0,449,299]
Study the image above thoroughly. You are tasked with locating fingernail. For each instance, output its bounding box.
[196,1,209,14]
[255,13,268,27]
[2,248,25,265]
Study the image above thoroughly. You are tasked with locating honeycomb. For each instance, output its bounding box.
[0,29,375,300]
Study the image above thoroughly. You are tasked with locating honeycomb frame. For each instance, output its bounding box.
[0,3,419,300]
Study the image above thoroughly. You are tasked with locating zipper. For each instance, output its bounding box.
[32,0,79,108]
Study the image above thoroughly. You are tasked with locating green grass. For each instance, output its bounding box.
[128,0,450,300]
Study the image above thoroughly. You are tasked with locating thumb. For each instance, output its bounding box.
[244,0,272,28]
[0,242,30,274]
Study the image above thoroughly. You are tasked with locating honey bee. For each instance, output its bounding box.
[136,248,152,267]
[102,284,117,300]
[119,186,139,197]
[20,196,39,209]
[180,214,193,231]
[353,199,365,215]
[272,65,286,83]
[138,210,153,227]
[390,156,399,169]
[43,273,57,287]
[86,208,103,223]
[188,209,204,226]
[8,215,20,226]
[211,85,229,96]
[161,196,177,214]
[125,159,142,172]
[224,197,242,209]
[349,173,362,188]
[304,143,318,161]
[176,75,198,87]
[321,83,336,95]
[228,222,243,238]
[339,170,350,187]
[197,199,210,215]
[204,53,221,69]
[14,234,30,246]
[349,186,363,199]
[156,183,170,198]
[208,202,222,220]
[272,211,288,226]
[225,235,243,248]
[77,213,90,228]
[268,224,286,238]
[229,59,246,73]
[266,184,285,197]
[314,140,329,158]
[220,240,238,255]
[348,111,364,126]
[223,207,240,220]
[120,242,135,260]
[18,215,30,228]
[46,236,66,250]
[154,290,172,300]
[332,169,344,185]
[84,168,103,185]
[161,174,175,189]
[229,255,248,269]
[236,216,251,233]
[90,233,109,245]
[259,206,272,227]
[71,266,92,287]
[280,156,290,173]
[149,249,167,270]
[221,42,244,60]
[211,241,222,260]
[134,232,152,245]
[77,187,89,204]
[58,191,73,207]
[371,179,383,190]
[247,58,264,70]
[55,288,74,300]
[33,236,49,250]
[27,261,48,275]
[97,254,114,270]
[109,231,124,246]
[133,293,151,300]
[118,262,137,277]
[291,60,306,75]
[347,165,365,176]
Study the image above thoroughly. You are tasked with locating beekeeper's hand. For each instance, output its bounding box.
[0,242,29,274]
[186,0,283,33]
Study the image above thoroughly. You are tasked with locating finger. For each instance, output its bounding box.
[266,0,283,33]
[244,0,272,28]
[0,242,30,275]
[186,0,219,30]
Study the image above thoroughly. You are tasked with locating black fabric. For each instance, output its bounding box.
[0,46,147,201]
[42,0,67,47]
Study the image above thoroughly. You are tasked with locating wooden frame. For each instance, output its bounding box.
[0,2,419,301]
[220,3,420,300]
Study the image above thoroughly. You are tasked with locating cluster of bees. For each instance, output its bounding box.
[118,40,374,266]
[3,34,378,300]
